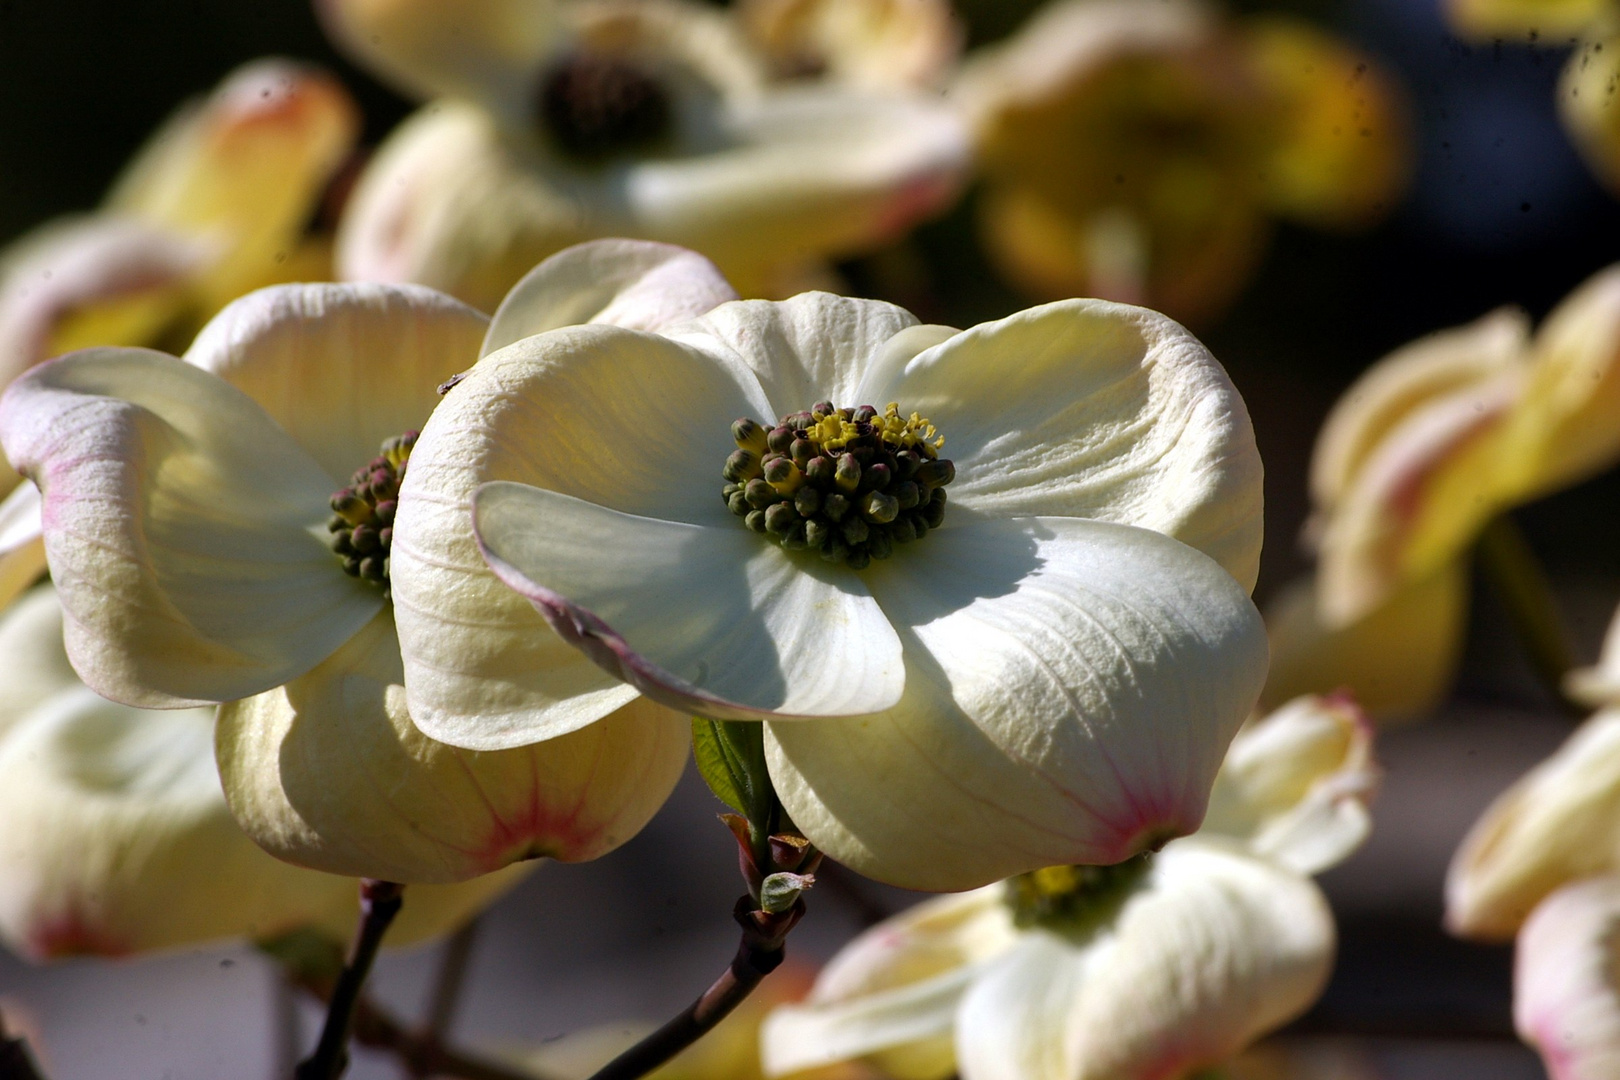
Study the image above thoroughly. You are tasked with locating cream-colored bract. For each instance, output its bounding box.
[324,0,972,308]
[0,243,728,883]
[760,696,1376,1080]
[1514,875,1620,1080]
[391,240,1268,890]
[0,584,527,961]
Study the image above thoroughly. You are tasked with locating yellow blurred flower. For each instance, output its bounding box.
[954,0,1408,325]
[1262,265,1620,721]
[321,0,971,308]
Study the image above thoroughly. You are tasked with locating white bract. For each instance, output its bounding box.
[0,242,729,883]
[759,696,1376,1080]
[391,239,1268,891]
[0,585,526,960]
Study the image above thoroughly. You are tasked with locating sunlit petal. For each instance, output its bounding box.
[0,348,380,706]
[473,481,904,720]
[768,515,1267,891]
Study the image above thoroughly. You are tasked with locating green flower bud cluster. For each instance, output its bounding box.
[721,403,954,569]
[326,430,417,597]
[1004,854,1153,931]
[538,51,672,161]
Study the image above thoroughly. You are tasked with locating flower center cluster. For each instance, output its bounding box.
[721,402,953,569]
[538,51,673,160]
[327,431,417,597]
[1005,855,1152,931]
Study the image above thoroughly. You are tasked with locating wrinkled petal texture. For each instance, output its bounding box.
[767,516,1268,892]
[1515,875,1620,1080]
[1448,708,1620,941]
[183,281,490,484]
[1202,693,1377,875]
[954,842,1334,1080]
[0,349,381,707]
[870,297,1263,590]
[1260,565,1469,723]
[217,609,689,883]
[481,238,738,356]
[392,322,772,748]
[763,886,1015,1080]
[473,483,904,720]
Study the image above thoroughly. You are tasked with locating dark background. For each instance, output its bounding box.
[2,1,1616,1076]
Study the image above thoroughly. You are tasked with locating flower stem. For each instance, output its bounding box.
[295,878,404,1080]
[582,897,803,1080]
[1476,515,1582,715]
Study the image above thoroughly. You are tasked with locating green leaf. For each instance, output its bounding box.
[692,717,752,815]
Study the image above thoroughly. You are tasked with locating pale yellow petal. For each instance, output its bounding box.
[1203,695,1377,875]
[217,609,689,883]
[0,482,46,614]
[183,281,489,484]
[1260,565,1469,723]
[740,0,963,90]
[1444,0,1605,40]
[481,238,737,357]
[1498,263,1620,504]
[0,584,78,739]
[106,59,359,311]
[1308,307,1529,512]
[1447,708,1620,940]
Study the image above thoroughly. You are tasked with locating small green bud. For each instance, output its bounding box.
[805,519,832,550]
[360,555,387,582]
[820,537,850,563]
[861,491,899,524]
[835,454,861,493]
[790,438,814,469]
[822,492,851,521]
[351,525,380,555]
[846,547,872,570]
[916,458,955,488]
[907,511,930,538]
[867,528,893,560]
[893,480,920,510]
[853,405,878,422]
[921,494,946,529]
[794,487,823,517]
[745,478,777,509]
[893,450,921,480]
[330,531,354,556]
[746,509,769,533]
[890,516,917,543]
[811,401,836,419]
[767,425,795,454]
[840,515,869,546]
[805,455,835,486]
[861,462,891,493]
[342,555,363,576]
[782,522,810,550]
[326,513,346,533]
[723,449,762,483]
[732,418,768,453]
[330,492,372,525]
[374,499,397,526]
[760,872,814,914]
[764,457,804,494]
[764,502,798,535]
[728,492,750,516]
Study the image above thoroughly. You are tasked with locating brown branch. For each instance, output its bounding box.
[582,897,804,1080]
[296,879,404,1080]
[0,1010,50,1080]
